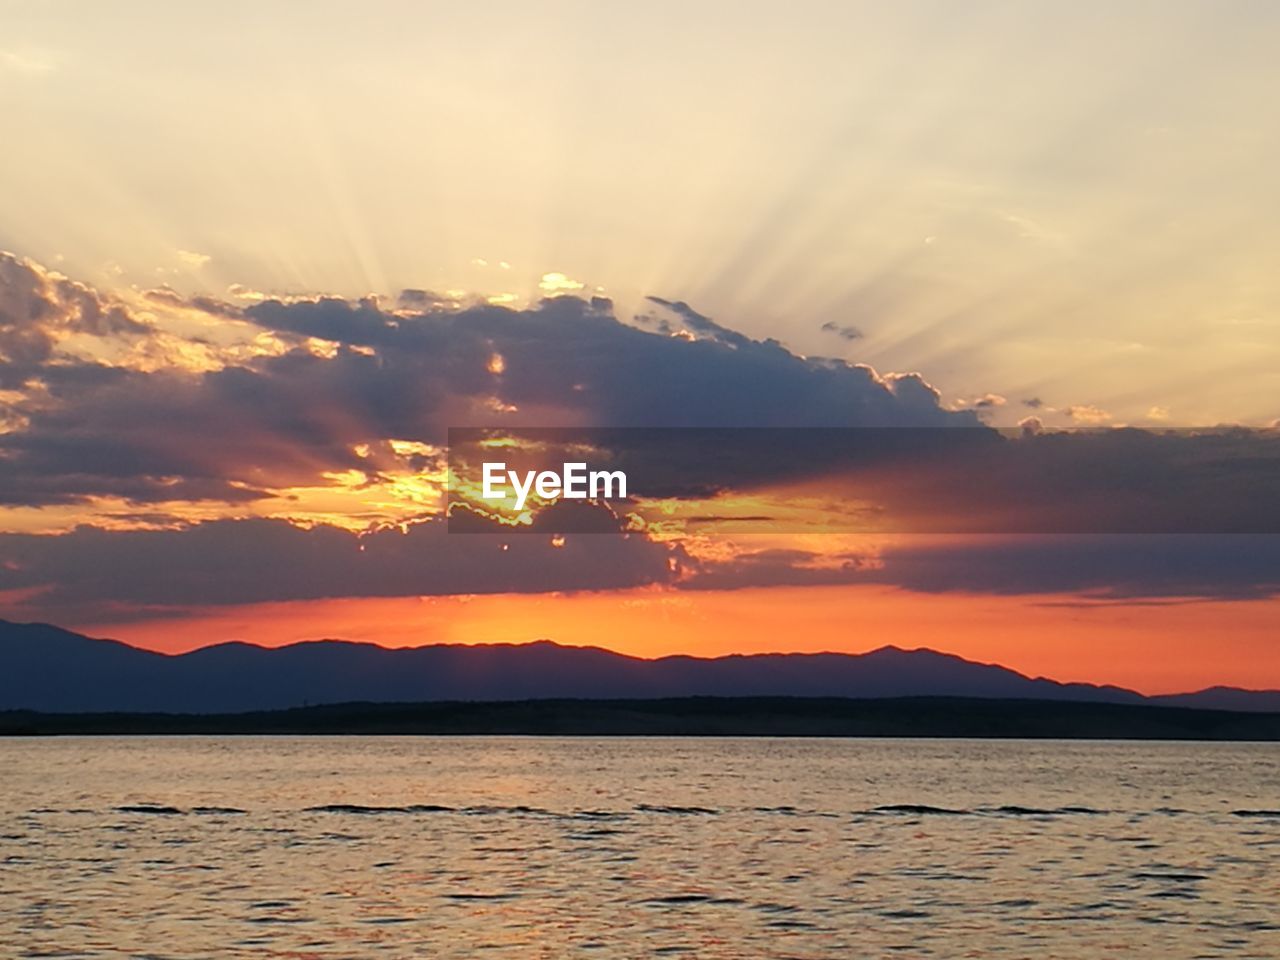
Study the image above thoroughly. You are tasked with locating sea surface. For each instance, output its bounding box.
[1,737,1278,958]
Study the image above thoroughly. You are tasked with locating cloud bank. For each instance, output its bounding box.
[2,253,1278,622]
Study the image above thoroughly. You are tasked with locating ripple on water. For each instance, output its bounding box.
[634,803,718,815]
[3,737,1279,959]
[304,803,455,814]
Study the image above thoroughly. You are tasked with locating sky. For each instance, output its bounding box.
[1,1,1278,692]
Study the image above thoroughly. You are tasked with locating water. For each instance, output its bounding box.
[1,737,1277,958]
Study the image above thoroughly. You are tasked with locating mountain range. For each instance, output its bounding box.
[3,619,1278,715]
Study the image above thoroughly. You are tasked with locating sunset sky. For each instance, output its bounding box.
[2,1,1278,693]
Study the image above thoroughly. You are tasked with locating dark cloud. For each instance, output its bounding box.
[646,296,754,349]
[243,294,968,433]
[676,548,874,591]
[866,427,1280,534]
[873,535,1280,600]
[0,280,976,509]
[680,535,1280,601]
[4,257,1277,607]
[820,321,863,341]
[1022,397,1044,409]
[0,354,396,504]
[0,509,683,620]
[448,423,1280,535]
[246,296,409,348]
[396,288,446,309]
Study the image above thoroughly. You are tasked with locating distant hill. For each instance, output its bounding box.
[1149,685,1280,713]
[1,619,1276,715]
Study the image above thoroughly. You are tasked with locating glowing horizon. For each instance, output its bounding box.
[3,1,1278,696]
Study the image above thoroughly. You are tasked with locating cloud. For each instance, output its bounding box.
[0,253,149,383]
[239,293,973,434]
[0,258,974,518]
[143,286,244,319]
[440,415,1280,553]
[677,547,875,591]
[1065,403,1111,424]
[455,425,1280,535]
[227,284,269,302]
[827,426,1280,535]
[679,535,1280,602]
[646,296,755,349]
[881,372,952,418]
[0,509,683,621]
[4,256,1278,609]
[870,535,1280,601]
[539,272,585,295]
[397,288,447,309]
[7,258,1279,543]
[175,250,212,269]
[820,321,863,341]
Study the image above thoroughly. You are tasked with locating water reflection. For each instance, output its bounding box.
[1,737,1277,957]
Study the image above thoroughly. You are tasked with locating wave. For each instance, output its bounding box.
[635,803,718,815]
[867,803,1110,817]
[304,803,455,815]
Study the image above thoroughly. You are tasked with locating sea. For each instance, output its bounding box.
[2,737,1277,958]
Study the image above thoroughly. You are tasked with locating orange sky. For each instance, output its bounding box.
[4,4,1280,710]
[78,584,1280,696]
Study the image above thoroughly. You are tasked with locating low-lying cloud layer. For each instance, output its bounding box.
[0,509,681,622]
[681,536,1280,602]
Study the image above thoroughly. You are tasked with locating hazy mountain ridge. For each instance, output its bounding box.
[1,620,1276,714]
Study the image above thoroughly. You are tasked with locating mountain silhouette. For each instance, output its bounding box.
[1,619,1275,714]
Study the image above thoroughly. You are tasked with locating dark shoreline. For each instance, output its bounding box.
[3,696,1280,739]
